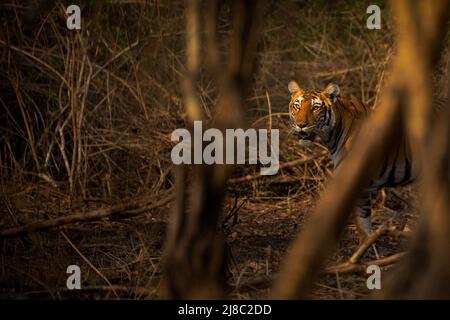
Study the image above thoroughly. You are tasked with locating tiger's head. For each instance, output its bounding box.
[288,81,340,147]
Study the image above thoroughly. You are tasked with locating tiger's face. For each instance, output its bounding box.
[288,81,340,146]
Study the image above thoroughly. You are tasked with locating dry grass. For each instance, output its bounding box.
[0,0,434,299]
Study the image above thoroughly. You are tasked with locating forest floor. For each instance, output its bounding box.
[0,173,417,299]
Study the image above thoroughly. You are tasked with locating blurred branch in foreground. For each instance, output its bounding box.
[162,0,262,299]
[380,0,450,298]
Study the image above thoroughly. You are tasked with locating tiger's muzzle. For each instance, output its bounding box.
[292,124,316,146]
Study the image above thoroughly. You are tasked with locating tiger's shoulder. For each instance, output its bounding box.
[334,97,371,118]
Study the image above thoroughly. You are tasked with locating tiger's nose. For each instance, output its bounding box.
[298,122,308,129]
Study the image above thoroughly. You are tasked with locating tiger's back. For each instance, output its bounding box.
[330,97,416,189]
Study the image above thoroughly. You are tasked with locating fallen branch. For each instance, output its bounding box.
[326,252,407,274]
[349,220,393,264]
[0,194,174,240]
[229,251,407,294]
[346,219,411,265]
[228,151,328,184]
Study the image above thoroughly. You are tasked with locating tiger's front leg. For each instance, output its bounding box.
[354,190,373,243]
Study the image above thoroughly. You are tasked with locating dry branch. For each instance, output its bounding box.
[231,252,407,294]
[0,194,174,240]
[349,220,394,264]
[325,252,408,274]
[228,151,328,184]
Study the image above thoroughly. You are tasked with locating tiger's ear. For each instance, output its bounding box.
[323,83,340,101]
[288,81,302,96]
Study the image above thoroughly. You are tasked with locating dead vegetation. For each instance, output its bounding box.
[0,0,448,299]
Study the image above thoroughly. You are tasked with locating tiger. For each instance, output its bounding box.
[287,80,417,241]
